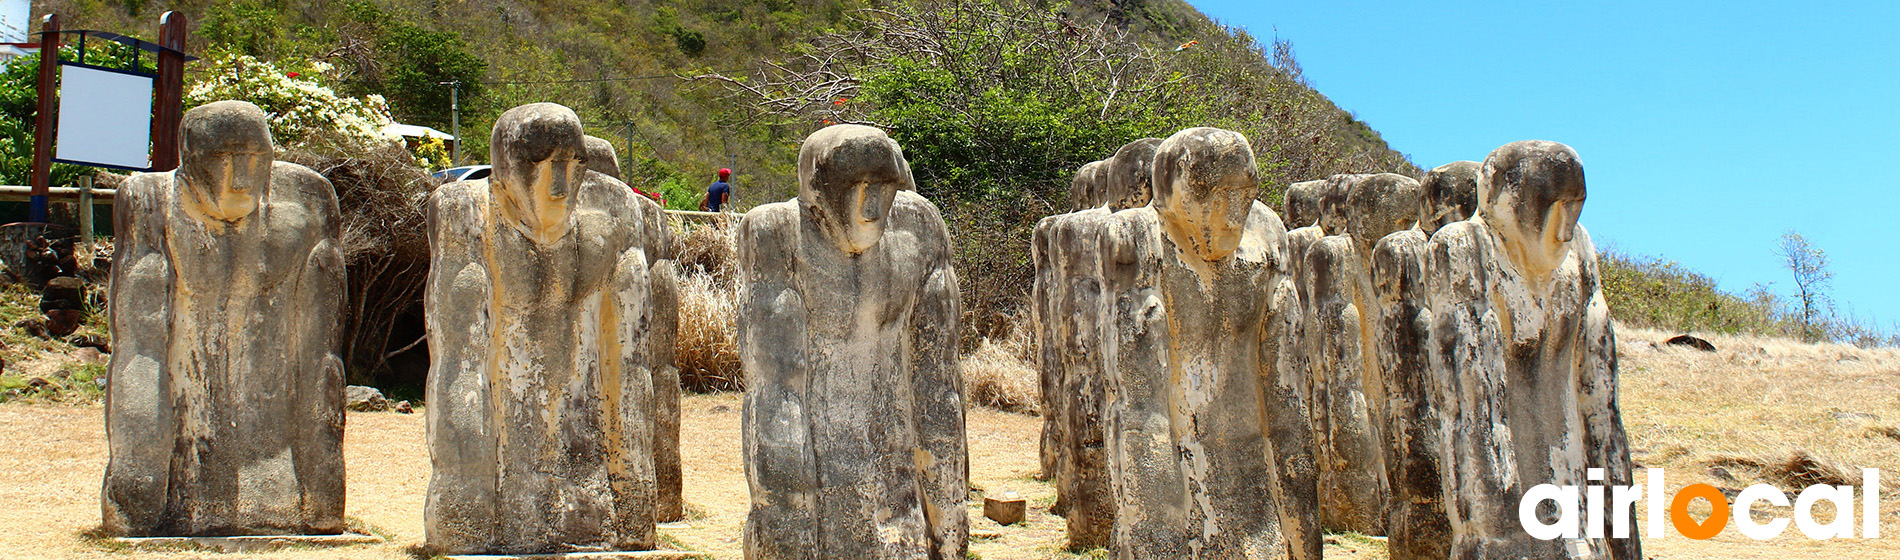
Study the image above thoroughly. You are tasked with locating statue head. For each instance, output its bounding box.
[1071,160,1104,211]
[1282,179,1325,230]
[1345,173,1421,256]
[797,124,914,255]
[1105,138,1162,210]
[1478,141,1586,277]
[491,103,588,244]
[1421,160,1480,235]
[178,101,274,223]
[1151,127,1259,262]
[1315,174,1354,234]
[583,135,622,181]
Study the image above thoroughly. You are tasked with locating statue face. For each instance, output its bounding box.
[179,101,274,223]
[491,103,589,243]
[798,125,912,255]
[1315,175,1353,234]
[1152,128,1259,262]
[1479,141,1586,275]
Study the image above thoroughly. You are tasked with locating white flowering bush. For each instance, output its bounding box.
[186,54,398,149]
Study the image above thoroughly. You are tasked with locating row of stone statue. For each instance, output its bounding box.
[1037,133,1635,559]
[99,100,964,558]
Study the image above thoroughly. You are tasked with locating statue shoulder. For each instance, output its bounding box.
[270,161,335,200]
[119,171,172,205]
[428,180,489,225]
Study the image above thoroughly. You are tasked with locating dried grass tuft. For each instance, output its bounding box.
[676,272,742,392]
[1708,450,1856,488]
[960,326,1040,415]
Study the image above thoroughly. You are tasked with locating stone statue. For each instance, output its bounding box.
[1420,161,1478,235]
[583,133,685,522]
[424,103,676,554]
[585,135,623,180]
[1031,207,1115,548]
[1281,179,1325,230]
[1369,228,1447,560]
[1104,127,1318,560]
[1427,141,1635,559]
[1103,138,1162,210]
[738,124,966,560]
[103,100,346,537]
[1071,160,1106,211]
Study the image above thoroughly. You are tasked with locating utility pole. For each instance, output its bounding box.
[440,80,461,165]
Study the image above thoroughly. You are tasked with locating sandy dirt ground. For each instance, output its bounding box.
[7,329,1900,560]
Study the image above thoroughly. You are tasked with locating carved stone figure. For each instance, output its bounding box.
[103,100,346,537]
[1281,179,1325,230]
[1031,207,1116,548]
[1103,138,1162,210]
[424,103,675,554]
[1420,161,1479,235]
[585,135,623,180]
[1105,127,1317,560]
[738,124,966,560]
[1428,141,1635,559]
[1071,160,1107,211]
[1369,229,1448,560]
[1299,232,1387,536]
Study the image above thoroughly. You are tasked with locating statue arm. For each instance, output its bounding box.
[736,204,817,557]
[1260,274,1321,560]
[1571,228,1639,557]
[910,216,966,560]
[609,233,658,544]
[285,166,348,526]
[101,173,175,534]
[421,184,499,547]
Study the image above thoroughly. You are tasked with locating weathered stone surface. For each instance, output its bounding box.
[1070,160,1107,211]
[650,260,683,522]
[738,124,966,560]
[1427,140,1636,559]
[1420,161,1479,235]
[1103,138,1162,210]
[1299,233,1387,536]
[425,103,675,555]
[346,385,391,412]
[103,100,347,537]
[585,135,623,180]
[1104,127,1317,560]
[1030,207,1115,547]
[115,533,380,553]
[1281,179,1325,230]
[1369,229,1449,560]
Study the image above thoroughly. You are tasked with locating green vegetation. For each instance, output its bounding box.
[1600,247,1896,347]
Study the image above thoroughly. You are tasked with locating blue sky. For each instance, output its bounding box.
[1190,1,1900,331]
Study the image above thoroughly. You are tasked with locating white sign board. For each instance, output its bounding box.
[0,0,27,44]
[55,64,153,170]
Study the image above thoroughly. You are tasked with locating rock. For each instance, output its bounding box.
[44,309,82,337]
[70,333,110,352]
[1665,334,1717,352]
[1101,128,1317,559]
[40,276,86,311]
[983,492,1026,526]
[102,100,348,538]
[26,376,49,389]
[72,347,105,364]
[424,103,674,555]
[392,400,413,414]
[738,125,965,560]
[1830,410,1879,422]
[1427,140,1637,559]
[345,385,389,412]
[14,316,47,339]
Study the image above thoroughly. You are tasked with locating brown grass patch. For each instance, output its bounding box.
[960,333,1040,415]
[1707,450,1856,488]
[676,273,742,392]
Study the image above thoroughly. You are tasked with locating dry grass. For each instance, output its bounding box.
[960,329,1041,415]
[676,273,742,392]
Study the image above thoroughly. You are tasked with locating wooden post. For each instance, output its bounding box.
[150,12,187,172]
[78,175,94,248]
[28,14,60,223]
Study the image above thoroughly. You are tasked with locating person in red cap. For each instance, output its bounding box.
[701,168,733,212]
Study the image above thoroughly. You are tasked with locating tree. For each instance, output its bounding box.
[1776,230,1834,342]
